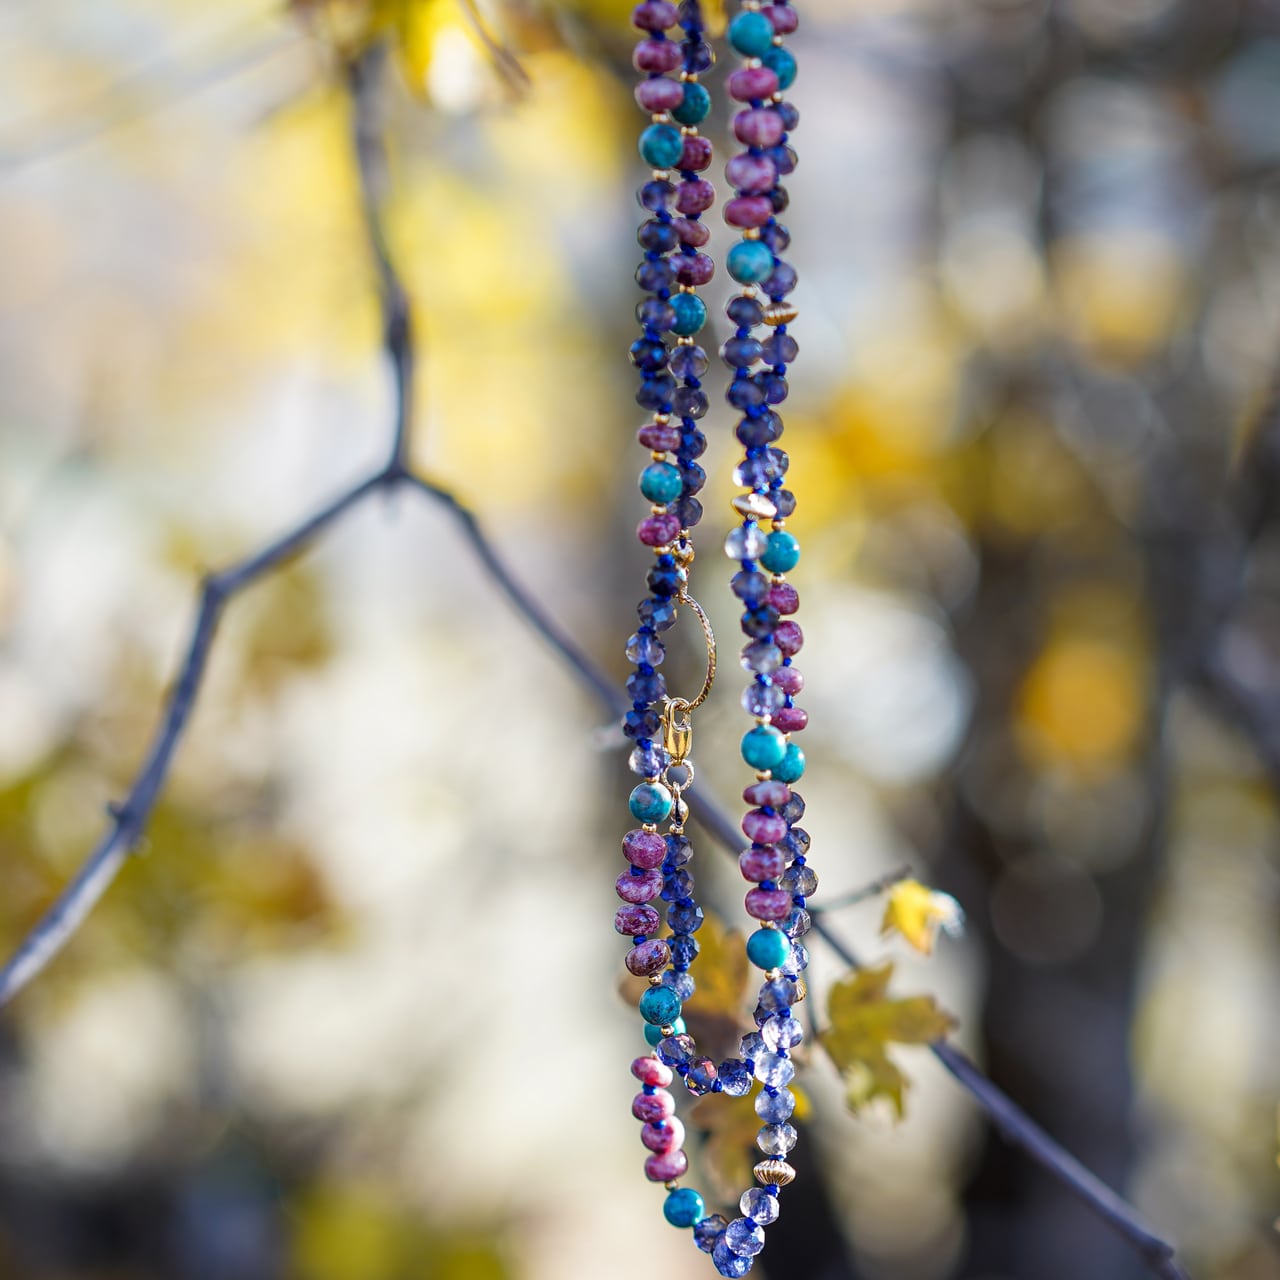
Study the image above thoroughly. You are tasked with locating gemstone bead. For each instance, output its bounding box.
[685,1057,718,1095]
[726,152,778,195]
[739,1030,767,1061]
[635,77,684,112]
[713,1241,754,1277]
[669,292,708,336]
[755,1088,795,1123]
[679,134,713,171]
[694,1214,729,1253]
[733,108,785,148]
[639,122,685,170]
[674,216,710,246]
[774,620,804,656]
[771,742,806,783]
[629,781,674,823]
[672,80,711,125]
[676,179,716,216]
[727,240,775,284]
[615,903,660,935]
[758,1123,798,1156]
[740,845,786,882]
[660,969,695,999]
[645,1149,689,1182]
[639,984,682,1026]
[631,1055,673,1086]
[773,706,808,732]
[669,344,709,378]
[644,1015,686,1047]
[617,868,664,904]
[638,513,681,546]
[641,1117,685,1152]
[629,740,670,776]
[724,523,767,560]
[634,38,683,74]
[773,665,803,695]
[741,1187,780,1225]
[742,810,787,844]
[657,1032,697,1066]
[742,682,786,716]
[718,1058,753,1096]
[746,887,793,921]
[762,44,797,90]
[725,196,774,229]
[640,461,683,504]
[633,1089,675,1123]
[744,780,791,808]
[727,65,779,102]
[746,927,791,970]
[757,978,795,1013]
[728,9,775,55]
[782,941,810,975]
[741,641,783,673]
[668,901,704,933]
[626,631,666,665]
[626,938,671,976]
[741,724,786,770]
[754,1051,796,1088]
[761,530,800,573]
[665,832,693,865]
[664,1187,706,1228]
[781,864,818,896]
[725,1217,766,1257]
[764,4,799,34]
[761,1014,804,1051]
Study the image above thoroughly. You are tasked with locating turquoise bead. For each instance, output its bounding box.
[664,1187,707,1228]
[639,123,685,170]
[645,1016,685,1047]
[761,530,800,573]
[762,45,797,90]
[728,11,775,57]
[669,292,707,337]
[640,461,684,504]
[630,781,674,824]
[772,742,806,783]
[640,984,683,1026]
[741,724,786,771]
[747,927,791,971]
[727,240,775,284]
[672,81,711,126]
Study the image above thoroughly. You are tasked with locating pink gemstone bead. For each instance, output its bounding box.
[774,706,807,732]
[632,0,678,30]
[768,582,799,614]
[623,828,667,869]
[638,423,681,451]
[675,252,714,286]
[743,809,788,844]
[744,780,791,808]
[676,179,715,215]
[632,1089,675,1123]
[775,621,804,656]
[634,38,683,74]
[724,195,774,228]
[616,868,664,904]
[763,3,798,33]
[740,845,786,882]
[679,135,713,172]
[631,1056,674,1087]
[635,78,684,113]
[734,108,785,148]
[728,66,780,102]
[674,217,710,247]
[645,1149,689,1182]
[726,152,778,195]
[774,665,803,695]
[615,904,661,936]
[638,513,680,547]
[746,887,793,921]
[626,938,672,977]
[641,1117,686,1153]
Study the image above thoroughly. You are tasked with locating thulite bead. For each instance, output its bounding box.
[746,887,793,921]
[641,1117,685,1152]
[775,620,803,655]
[728,241,776,284]
[639,983,682,1026]
[764,3,799,33]
[694,1214,729,1253]
[674,216,710,246]
[637,422,681,451]
[762,44,798,90]
[727,65,779,101]
[676,178,715,215]
[734,108,785,148]
[679,135,713,171]
[743,809,788,844]
[640,461,683,504]
[773,665,803,695]
[761,530,800,572]
[726,152,778,195]
[664,1187,706,1228]
[728,9,775,56]
[633,1088,675,1123]
[617,868,663,903]
[713,1241,754,1277]
[638,513,681,546]
[632,0,678,29]
[635,77,684,112]
[669,292,707,336]
[772,742,806,783]
[747,926,791,970]
[631,1055,674,1086]
[644,1149,689,1182]
[725,196,774,229]
[741,724,787,770]
[615,903,660,935]
[639,122,685,168]
[773,706,807,733]
[740,845,786,882]
[623,828,667,869]
[675,252,715,286]
[767,582,799,614]
[634,38,683,75]
[744,779,791,808]
[626,938,672,976]
[672,80,711,125]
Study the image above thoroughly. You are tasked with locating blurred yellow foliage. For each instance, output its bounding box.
[880,879,964,956]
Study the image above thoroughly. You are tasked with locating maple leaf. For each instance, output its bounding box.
[880,878,964,956]
[820,964,956,1117]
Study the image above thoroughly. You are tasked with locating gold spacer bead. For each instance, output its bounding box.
[771,518,786,531]
[665,1179,681,1191]
[763,302,798,326]
[754,1160,796,1187]
[761,921,779,931]
[648,973,664,986]
[654,412,672,424]
[766,967,781,981]
[652,451,667,462]
[794,978,808,1003]
[743,228,762,240]
[660,1024,676,1037]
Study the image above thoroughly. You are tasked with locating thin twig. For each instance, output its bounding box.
[809,864,913,914]
[456,0,531,98]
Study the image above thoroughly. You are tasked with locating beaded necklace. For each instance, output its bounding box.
[616,3,811,1276]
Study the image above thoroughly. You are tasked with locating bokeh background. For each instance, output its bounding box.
[1,1,1278,1277]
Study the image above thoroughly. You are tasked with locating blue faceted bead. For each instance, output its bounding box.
[739,1030,766,1062]
[757,977,796,1014]
[685,1057,718,1095]
[764,261,798,298]
[680,462,707,496]
[668,901,704,933]
[743,682,786,717]
[665,833,692,866]
[636,258,676,293]
[727,295,764,326]
[783,906,812,938]
[671,935,699,966]
[639,179,675,211]
[660,970,695,999]
[713,1241,754,1277]
[672,385,708,418]
[760,372,789,404]
[623,707,661,740]
[664,1187,706,1228]
[741,1187,780,1225]
[629,740,669,776]
[630,337,668,372]
[646,563,684,598]
[672,495,703,528]
[718,1058,753,1097]
[780,794,805,823]
[725,1217,765,1258]
[694,1214,729,1253]
[758,1122,798,1156]
[761,221,791,254]
[723,335,763,368]
[762,1014,804,1052]
[669,344,709,379]
[685,38,714,73]
[627,671,666,704]
[776,101,800,130]
[662,869,694,901]
[731,569,770,604]
[638,597,678,631]
[763,333,799,364]
[657,1032,697,1066]
[742,605,781,639]
[638,219,679,254]
[741,641,783,674]
[773,488,797,517]
[782,941,809,975]
[679,425,708,457]
[636,375,676,411]
[626,631,665,665]
[780,826,811,858]
[754,1051,795,1089]
[756,1087,795,1123]
[728,377,766,411]
[736,415,781,448]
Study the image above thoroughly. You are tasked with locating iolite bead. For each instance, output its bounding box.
[728,9,775,57]
[664,1187,706,1228]
[639,123,685,169]
[727,240,775,285]
[761,530,800,573]
[672,80,711,126]
[640,461,683,504]
[771,742,806,783]
[694,1214,729,1253]
[741,724,787,770]
[669,291,708,337]
[746,926,791,971]
[629,781,674,823]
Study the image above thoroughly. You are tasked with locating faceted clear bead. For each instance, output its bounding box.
[724,524,768,561]
[685,1057,718,1095]
[665,833,693,866]
[661,970,695,999]
[762,1014,803,1052]
[757,978,796,1014]
[662,869,694,901]
[741,1187,780,1225]
[739,1030,766,1062]
[668,902,705,933]
[694,1214,729,1253]
[754,1051,796,1088]
[757,1122,798,1156]
[781,865,818,896]
[781,941,810,976]
[725,1217,766,1258]
[629,741,670,777]
[713,1240,754,1277]
[784,907,812,937]
[626,632,666,665]
[742,681,785,716]
[756,1087,796,1123]
[781,825,811,856]
[741,641,783,674]
[718,1058,753,1097]
[658,1033,697,1067]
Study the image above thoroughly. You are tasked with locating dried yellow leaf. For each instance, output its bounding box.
[880,878,964,956]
